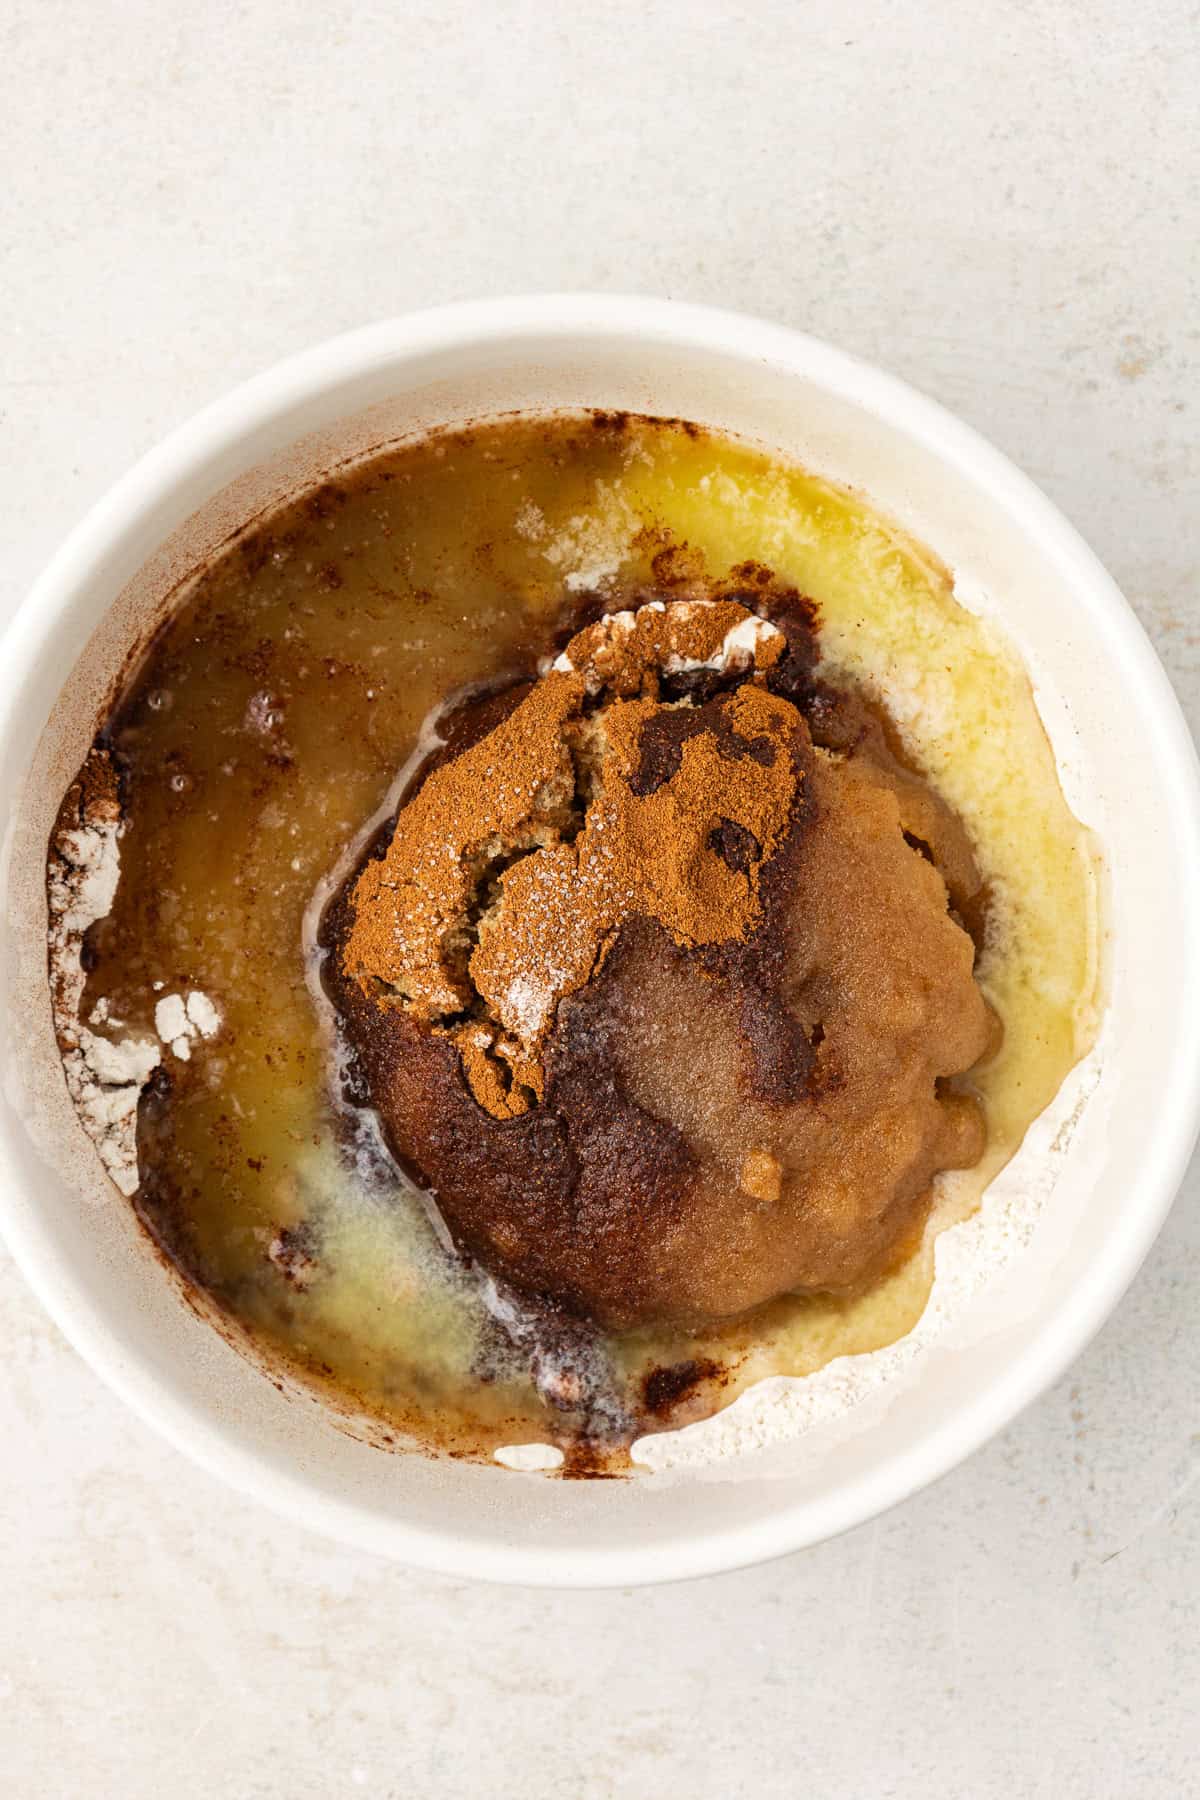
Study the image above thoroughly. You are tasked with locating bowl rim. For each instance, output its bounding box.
[2,293,1199,1587]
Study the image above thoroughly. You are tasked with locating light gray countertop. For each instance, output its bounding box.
[2,4,1197,1794]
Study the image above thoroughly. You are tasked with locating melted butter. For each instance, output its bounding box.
[65,413,1100,1465]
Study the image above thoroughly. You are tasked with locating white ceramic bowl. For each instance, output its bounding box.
[2,297,1198,1586]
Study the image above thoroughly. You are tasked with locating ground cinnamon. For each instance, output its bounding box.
[342,600,800,1116]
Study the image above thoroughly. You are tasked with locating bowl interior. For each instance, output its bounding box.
[2,301,1197,1585]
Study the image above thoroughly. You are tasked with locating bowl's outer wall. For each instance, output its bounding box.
[1,299,1198,1585]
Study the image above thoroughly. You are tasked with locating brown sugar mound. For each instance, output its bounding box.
[340,598,792,1117]
[325,592,997,1330]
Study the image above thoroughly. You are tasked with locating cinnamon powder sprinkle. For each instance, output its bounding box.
[342,600,796,1118]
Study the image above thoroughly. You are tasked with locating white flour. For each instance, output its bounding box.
[47,765,160,1197]
[539,484,638,594]
[47,753,221,1194]
[663,612,784,675]
[155,990,221,1062]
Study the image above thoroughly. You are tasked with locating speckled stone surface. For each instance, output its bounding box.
[2,4,1197,1795]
